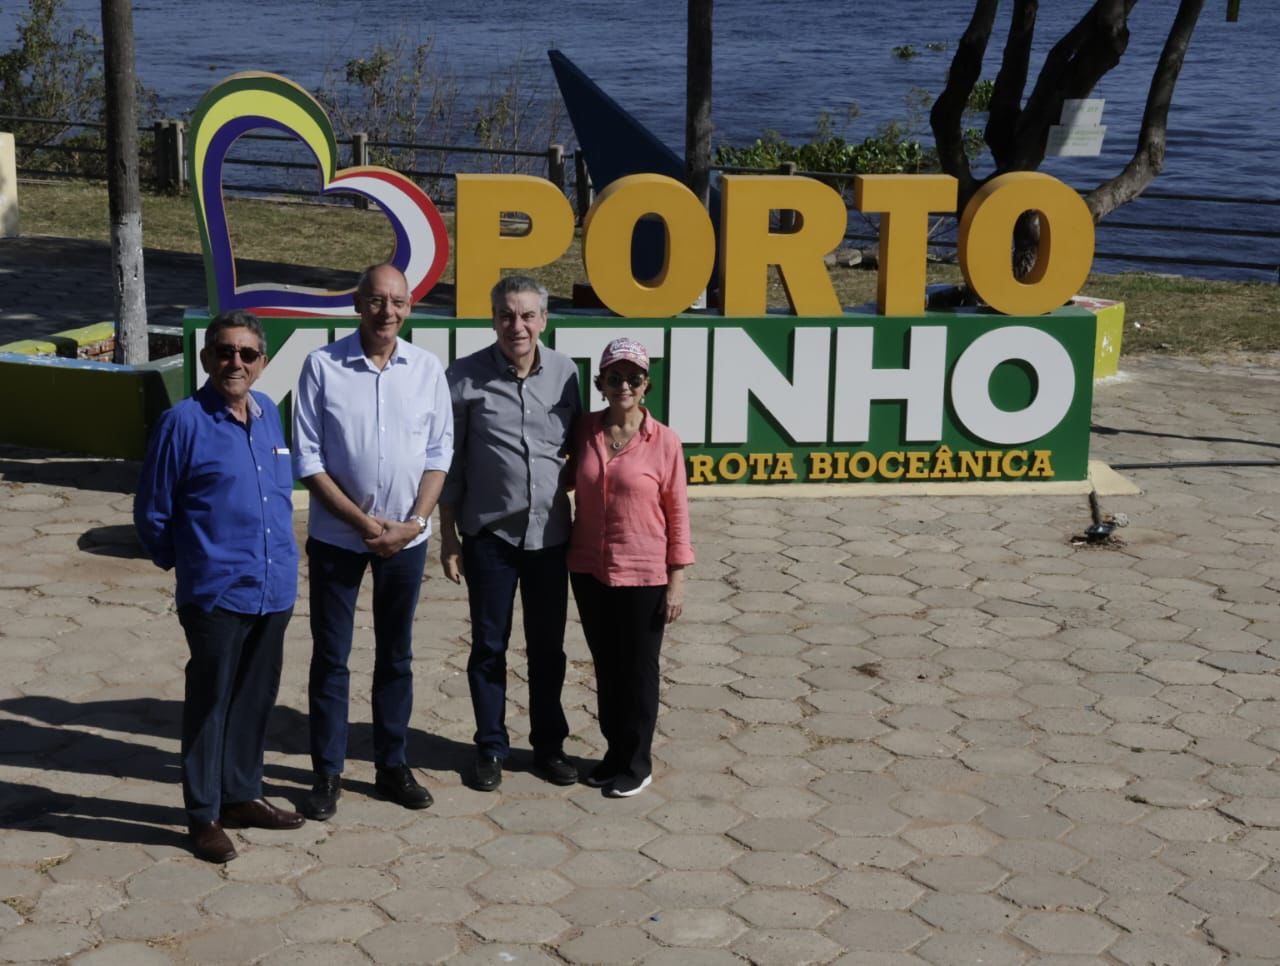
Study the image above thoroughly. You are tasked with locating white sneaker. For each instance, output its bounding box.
[605,773,652,798]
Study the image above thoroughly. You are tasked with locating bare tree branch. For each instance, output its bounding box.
[929,0,999,201]
[1013,0,1136,170]
[985,0,1037,171]
[1086,0,1206,220]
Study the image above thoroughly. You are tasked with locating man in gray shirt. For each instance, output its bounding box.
[439,275,581,791]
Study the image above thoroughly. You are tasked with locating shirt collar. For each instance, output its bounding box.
[489,341,543,379]
[345,332,406,369]
[197,383,262,422]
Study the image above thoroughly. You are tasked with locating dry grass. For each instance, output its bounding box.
[17,180,1279,354]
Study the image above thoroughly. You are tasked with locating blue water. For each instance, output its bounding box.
[4,0,1276,279]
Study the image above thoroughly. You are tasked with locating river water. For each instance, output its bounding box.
[4,0,1277,280]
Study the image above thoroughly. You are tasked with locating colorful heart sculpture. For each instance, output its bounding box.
[189,71,449,316]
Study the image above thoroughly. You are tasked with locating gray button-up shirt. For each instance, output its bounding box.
[442,342,581,550]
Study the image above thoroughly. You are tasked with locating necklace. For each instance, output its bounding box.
[607,420,640,452]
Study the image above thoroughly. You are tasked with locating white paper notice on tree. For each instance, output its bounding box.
[1047,98,1106,157]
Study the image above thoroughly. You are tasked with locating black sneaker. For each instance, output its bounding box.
[605,773,652,798]
[303,773,341,821]
[469,754,503,792]
[375,765,433,810]
[533,750,578,786]
[584,761,618,788]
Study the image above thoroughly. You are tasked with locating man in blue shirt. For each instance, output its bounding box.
[135,310,304,864]
[293,263,453,820]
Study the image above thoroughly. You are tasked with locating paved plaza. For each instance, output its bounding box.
[0,347,1276,965]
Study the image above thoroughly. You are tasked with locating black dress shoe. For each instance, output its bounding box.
[221,798,305,830]
[303,774,342,821]
[469,754,502,792]
[375,765,434,810]
[189,821,237,863]
[533,750,578,786]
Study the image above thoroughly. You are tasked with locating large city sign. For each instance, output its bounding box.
[186,72,1098,485]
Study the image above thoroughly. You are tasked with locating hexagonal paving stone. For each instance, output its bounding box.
[471,868,574,905]
[552,926,655,964]
[912,892,1020,933]
[641,833,743,871]
[731,927,843,965]
[910,857,1008,893]
[358,923,459,964]
[1010,910,1119,955]
[278,903,386,943]
[554,887,658,928]
[822,870,924,910]
[731,890,838,929]
[464,904,571,944]
[997,872,1104,911]
[729,852,833,889]
[645,908,747,947]
[475,833,572,869]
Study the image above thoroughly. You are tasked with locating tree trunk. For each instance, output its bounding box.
[685,0,713,209]
[1085,0,1205,220]
[101,0,148,364]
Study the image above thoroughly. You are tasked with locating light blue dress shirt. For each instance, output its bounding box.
[293,332,453,554]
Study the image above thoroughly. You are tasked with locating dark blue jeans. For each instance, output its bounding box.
[462,531,569,759]
[177,605,291,825]
[307,536,428,776]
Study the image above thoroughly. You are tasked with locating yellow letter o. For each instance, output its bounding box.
[582,174,716,318]
[958,172,1094,316]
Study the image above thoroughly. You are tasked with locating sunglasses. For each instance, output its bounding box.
[604,372,646,389]
[213,345,263,363]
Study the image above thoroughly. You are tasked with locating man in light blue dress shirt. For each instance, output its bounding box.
[292,264,453,820]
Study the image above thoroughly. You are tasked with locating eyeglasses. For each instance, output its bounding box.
[604,372,646,389]
[363,296,409,311]
[213,345,263,363]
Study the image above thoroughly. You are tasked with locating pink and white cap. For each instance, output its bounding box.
[599,337,650,372]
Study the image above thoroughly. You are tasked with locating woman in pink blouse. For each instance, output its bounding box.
[568,337,694,797]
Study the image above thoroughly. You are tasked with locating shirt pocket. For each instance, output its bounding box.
[274,449,294,489]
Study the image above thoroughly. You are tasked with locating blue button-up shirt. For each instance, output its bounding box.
[134,385,299,614]
[292,332,453,554]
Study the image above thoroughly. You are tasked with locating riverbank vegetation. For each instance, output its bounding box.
[17,179,1279,357]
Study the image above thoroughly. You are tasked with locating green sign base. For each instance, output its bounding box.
[183,307,1096,486]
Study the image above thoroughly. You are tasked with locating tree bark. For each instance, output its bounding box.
[685,0,713,209]
[101,0,148,364]
[1085,0,1206,220]
[985,0,1038,172]
[929,0,999,204]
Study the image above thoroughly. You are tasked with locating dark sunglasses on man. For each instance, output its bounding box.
[213,345,264,363]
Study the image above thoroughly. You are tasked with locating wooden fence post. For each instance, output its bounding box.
[152,120,171,190]
[547,143,566,193]
[172,120,186,192]
[352,132,369,209]
[778,160,797,232]
[573,150,593,222]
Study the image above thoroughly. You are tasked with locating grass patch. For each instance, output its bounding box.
[16,180,1279,354]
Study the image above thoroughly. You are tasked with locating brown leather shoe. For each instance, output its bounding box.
[220,798,305,830]
[189,821,237,863]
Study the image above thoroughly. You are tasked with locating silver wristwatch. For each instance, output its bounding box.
[409,515,428,533]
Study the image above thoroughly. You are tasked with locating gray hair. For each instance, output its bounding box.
[490,275,548,314]
[205,310,265,351]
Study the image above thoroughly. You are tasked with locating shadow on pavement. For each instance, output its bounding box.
[0,695,476,835]
[78,524,147,558]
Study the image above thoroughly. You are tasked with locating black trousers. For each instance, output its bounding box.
[570,572,667,781]
[177,605,291,825]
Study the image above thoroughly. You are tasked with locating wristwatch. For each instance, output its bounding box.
[409,515,428,533]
